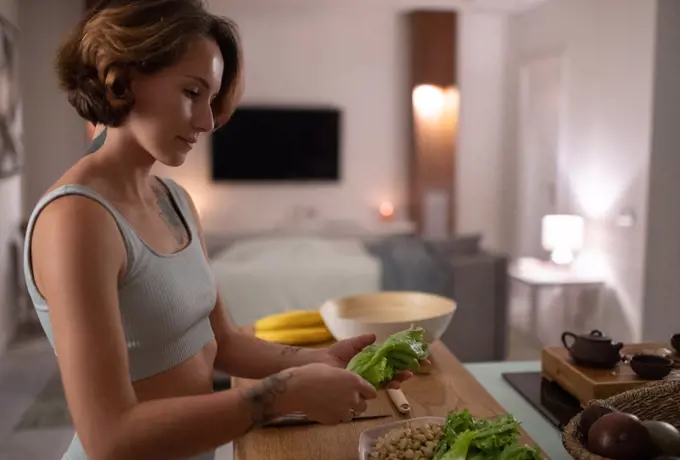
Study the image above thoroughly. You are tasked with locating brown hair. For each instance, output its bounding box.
[55,0,241,129]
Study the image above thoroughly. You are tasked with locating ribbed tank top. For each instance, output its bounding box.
[23,177,217,460]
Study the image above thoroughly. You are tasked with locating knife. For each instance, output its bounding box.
[263,412,391,427]
[387,389,411,415]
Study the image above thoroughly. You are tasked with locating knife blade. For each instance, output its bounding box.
[262,412,391,428]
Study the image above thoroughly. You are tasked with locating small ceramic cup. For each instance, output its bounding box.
[630,354,673,380]
[671,333,680,354]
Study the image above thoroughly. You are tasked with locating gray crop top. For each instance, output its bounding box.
[23,177,217,381]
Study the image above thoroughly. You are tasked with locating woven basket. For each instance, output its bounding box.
[562,379,680,459]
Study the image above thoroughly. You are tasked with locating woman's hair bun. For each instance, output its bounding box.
[55,0,241,127]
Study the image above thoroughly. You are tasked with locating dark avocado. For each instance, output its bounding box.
[587,411,659,460]
[579,403,617,441]
[643,421,680,457]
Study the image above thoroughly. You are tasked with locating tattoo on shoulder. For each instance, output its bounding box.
[150,181,189,246]
[281,346,301,356]
[243,370,293,428]
[85,127,107,155]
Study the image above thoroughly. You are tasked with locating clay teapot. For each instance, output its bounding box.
[561,329,623,369]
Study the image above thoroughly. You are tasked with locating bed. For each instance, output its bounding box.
[209,234,452,327]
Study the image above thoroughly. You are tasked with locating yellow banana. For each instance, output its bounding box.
[255,326,333,345]
[254,310,325,332]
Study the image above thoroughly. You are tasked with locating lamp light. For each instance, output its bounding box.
[541,214,584,265]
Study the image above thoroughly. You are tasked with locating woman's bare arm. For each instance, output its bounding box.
[31,196,299,460]
[209,293,324,378]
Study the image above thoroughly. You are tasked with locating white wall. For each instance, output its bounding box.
[154,0,509,245]
[506,0,659,342]
[642,0,680,341]
[0,0,20,355]
[20,0,87,217]
[457,13,508,250]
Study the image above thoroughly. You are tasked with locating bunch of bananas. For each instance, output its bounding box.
[254,310,333,345]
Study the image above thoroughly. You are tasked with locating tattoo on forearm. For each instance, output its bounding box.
[151,180,189,247]
[244,371,293,428]
[280,346,301,356]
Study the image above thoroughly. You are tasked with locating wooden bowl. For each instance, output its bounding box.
[319,291,456,343]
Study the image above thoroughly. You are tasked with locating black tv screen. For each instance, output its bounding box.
[210,106,341,182]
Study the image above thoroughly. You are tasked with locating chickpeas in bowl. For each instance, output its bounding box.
[369,421,443,459]
[358,416,446,460]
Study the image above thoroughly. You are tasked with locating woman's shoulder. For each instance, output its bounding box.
[43,155,103,195]
[30,161,121,238]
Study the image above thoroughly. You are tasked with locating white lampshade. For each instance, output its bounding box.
[541,214,584,265]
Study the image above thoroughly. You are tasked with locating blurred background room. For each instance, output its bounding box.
[1,0,680,458]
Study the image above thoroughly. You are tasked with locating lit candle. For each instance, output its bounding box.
[379,201,395,221]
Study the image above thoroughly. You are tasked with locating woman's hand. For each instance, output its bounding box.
[319,333,430,390]
[284,363,377,424]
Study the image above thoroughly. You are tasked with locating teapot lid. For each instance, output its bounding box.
[582,330,612,341]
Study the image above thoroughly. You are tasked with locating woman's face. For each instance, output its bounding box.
[126,36,233,167]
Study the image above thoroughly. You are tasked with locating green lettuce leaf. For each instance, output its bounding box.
[346,325,429,388]
[434,409,476,459]
[497,444,543,460]
[440,430,476,460]
[434,410,543,460]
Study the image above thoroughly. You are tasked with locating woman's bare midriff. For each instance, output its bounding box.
[132,339,219,401]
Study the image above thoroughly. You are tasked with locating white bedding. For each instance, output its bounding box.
[211,237,381,326]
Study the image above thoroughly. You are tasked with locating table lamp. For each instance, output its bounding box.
[541,214,584,266]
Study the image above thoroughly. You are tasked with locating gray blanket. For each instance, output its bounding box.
[364,236,453,298]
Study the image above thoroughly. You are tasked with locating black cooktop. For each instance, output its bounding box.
[502,371,582,430]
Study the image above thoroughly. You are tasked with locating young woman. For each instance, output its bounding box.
[24,1,416,459]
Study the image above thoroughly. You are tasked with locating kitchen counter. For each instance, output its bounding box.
[231,341,544,460]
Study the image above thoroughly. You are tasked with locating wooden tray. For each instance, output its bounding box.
[541,342,680,406]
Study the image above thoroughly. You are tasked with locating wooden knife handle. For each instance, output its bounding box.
[387,388,411,414]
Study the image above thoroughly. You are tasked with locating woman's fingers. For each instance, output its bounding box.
[356,377,378,400]
[382,370,414,389]
[393,371,414,382]
[384,380,401,390]
[379,360,431,391]
[351,397,368,415]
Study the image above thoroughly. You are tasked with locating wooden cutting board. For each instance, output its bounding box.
[233,342,542,460]
[541,342,680,405]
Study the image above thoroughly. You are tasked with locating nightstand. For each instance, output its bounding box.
[508,257,606,345]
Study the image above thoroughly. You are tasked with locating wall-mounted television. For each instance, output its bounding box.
[210,106,341,182]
